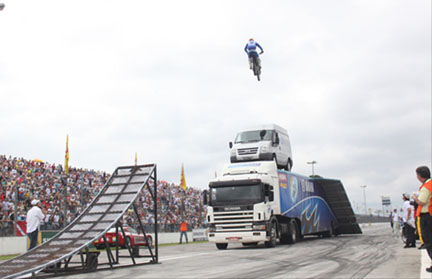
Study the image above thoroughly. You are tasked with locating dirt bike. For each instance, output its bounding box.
[250,52,263,81]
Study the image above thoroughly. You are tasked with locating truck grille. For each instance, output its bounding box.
[213,210,254,232]
[238,148,258,155]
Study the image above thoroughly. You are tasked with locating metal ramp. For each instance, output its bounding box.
[312,178,362,235]
[0,164,158,279]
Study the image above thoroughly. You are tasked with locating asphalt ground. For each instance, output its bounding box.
[13,223,432,278]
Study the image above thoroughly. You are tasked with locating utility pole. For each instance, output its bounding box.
[307,161,317,176]
[360,185,367,216]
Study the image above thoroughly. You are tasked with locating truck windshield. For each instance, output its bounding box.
[209,184,263,206]
[235,130,274,143]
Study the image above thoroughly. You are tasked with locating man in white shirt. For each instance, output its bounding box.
[26,200,45,250]
[392,209,400,237]
[402,193,416,248]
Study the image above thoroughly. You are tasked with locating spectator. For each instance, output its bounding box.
[179,220,188,244]
[392,209,400,237]
[412,166,432,272]
[402,193,416,248]
[26,199,45,250]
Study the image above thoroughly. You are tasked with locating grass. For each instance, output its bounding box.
[0,254,19,261]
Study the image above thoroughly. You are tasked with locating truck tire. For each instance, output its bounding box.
[216,243,228,250]
[323,222,335,238]
[286,220,298,244]
[286,159,292,171]
[265,221,277,248]
[272,154,280,169]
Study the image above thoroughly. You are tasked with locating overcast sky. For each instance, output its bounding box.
[1,0,430,214]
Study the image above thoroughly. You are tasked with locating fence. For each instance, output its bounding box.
[0,221,206,237]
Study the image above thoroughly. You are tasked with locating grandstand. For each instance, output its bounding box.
[0,155,207,237]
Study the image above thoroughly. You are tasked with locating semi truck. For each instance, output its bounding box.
[205,161,361,249]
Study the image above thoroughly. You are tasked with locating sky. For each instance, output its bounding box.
[0,0,430,214]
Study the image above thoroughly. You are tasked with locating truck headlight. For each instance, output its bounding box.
[209,225,216,232]
[252,223,266,231]
[231,149,236,155]
[261,146,268,152]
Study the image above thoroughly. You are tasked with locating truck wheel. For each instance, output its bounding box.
[216,243,228,250]
[272,154,280,169]
[323,223,335,238]
[287,220,298,244]
[286,160,292,171]
[265,221,277,248]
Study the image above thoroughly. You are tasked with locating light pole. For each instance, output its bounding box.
[307,161,317,176]
[360,185,367,216]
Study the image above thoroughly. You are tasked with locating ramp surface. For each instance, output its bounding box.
[0,164,156,279]
[312,178,362,234]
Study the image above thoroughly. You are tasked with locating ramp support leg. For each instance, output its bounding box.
[133,203,156,261]
[120,225,136,265]
[103,235,115,268]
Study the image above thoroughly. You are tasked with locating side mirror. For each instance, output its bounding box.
[229,142,233,149]
[273,133,279,145]
[264,184,274,202]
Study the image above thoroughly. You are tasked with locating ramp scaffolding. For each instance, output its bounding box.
[312,178,362,235]
[0,164,158,279]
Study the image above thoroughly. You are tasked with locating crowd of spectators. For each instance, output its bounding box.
[0,155,207,236]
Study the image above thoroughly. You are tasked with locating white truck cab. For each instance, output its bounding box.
[229,124,293,171]
[206,161,281,249]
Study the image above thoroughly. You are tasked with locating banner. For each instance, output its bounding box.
[382,196,391,206]
[16,221,27,236]
[65,134,69,174]
[180,164,187,191]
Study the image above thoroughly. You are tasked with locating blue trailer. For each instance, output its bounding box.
[206,161,361,249]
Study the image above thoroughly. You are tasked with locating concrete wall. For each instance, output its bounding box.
[0,236,27,256]
[150,232,194,244]
[0,232,197,256]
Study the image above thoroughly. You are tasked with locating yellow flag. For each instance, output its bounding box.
[65,135,69,175]
[134,152,138,166]
[180,164,187,191]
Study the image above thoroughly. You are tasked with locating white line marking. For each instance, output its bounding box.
[421,249,432,279]
[160,250,230,262]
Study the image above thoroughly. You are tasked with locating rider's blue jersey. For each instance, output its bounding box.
[244,41,263,56]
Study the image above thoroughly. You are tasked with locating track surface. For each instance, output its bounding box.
[58,223,427,279]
